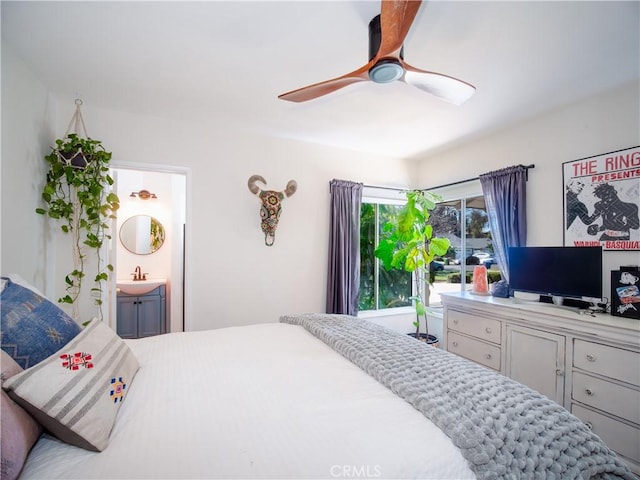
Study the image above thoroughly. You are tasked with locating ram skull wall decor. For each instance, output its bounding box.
[247,175,297,246]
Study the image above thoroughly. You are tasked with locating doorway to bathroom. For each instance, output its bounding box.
[109,165,188,335]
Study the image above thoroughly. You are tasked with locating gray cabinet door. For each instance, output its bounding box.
[505,324,566,404]
[137,295,164,337]
[117,296,138,339]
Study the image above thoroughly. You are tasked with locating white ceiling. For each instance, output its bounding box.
[2,1,639,160]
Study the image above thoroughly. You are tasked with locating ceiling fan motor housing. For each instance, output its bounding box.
[368,14,404,83]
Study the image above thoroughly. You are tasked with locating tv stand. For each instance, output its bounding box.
[441,291,640,474]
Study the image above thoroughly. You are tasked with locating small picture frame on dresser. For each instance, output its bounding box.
[611,269,640,319]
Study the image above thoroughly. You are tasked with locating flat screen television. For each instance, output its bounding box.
[508,246,603,301]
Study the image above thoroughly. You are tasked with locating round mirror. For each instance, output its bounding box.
[119,215,166,255]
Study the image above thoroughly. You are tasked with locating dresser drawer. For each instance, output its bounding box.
[572,371,640,424]
[447,310,501,344]
[447,331,501,371]
[572,403,640,464]
[574,340,640,386]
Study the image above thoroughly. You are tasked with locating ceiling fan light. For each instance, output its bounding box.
[369,60,404,84]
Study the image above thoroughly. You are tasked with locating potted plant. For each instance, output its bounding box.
[374,190,450,345]
[36,133,120,319]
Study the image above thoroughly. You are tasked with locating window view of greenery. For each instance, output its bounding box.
[429,196,499,302]
[359,203,411,311]
[359,195,500,311]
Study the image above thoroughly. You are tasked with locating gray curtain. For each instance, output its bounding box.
[479,165,528,283]
[326,179,363,315]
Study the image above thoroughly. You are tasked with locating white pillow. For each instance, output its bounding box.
[3,318,139,451]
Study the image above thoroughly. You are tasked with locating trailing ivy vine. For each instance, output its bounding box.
[36,133,120,319]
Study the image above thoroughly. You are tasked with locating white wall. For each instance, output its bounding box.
[411,80,640,303]
[1,44,55,293]
[84,108,409,331]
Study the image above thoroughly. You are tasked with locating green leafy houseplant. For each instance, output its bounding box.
[374,190,450,342]
[150,218,165,252]
[36,133,120,319]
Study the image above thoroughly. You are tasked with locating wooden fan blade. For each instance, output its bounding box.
[377,0,422,59]
[401,61,476,105]
[278,63,372,103]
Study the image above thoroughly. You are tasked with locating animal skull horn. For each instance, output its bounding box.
[247,175,297,246]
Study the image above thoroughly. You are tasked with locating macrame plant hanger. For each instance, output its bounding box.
[63,99,90,320]
[60,99,90,169]
[66,98,89,138]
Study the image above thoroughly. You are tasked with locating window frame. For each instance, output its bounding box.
[358,190,415,317]
[426,179,490,302]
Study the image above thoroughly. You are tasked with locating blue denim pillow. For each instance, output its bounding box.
[1,278,81,369]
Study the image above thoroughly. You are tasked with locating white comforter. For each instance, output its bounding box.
[20,323,475,479]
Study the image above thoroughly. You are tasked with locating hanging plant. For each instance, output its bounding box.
[35,104,119,320]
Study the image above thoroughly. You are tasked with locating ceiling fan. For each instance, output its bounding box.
[278,0,475,105]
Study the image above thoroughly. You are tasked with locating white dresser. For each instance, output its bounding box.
[441,292,640,473]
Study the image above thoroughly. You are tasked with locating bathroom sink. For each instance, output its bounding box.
[117,278,166,295]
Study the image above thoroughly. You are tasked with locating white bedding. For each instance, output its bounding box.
[20,323,475,479]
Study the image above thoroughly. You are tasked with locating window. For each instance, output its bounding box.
[358,182,497,311]
[359,199,412,312]
[428,195,495,304]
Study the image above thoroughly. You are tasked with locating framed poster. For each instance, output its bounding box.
[563,146,640,251]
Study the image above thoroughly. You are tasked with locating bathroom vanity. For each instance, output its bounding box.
[116,284,166,339]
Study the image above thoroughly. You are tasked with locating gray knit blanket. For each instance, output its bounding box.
[279,313,637,480]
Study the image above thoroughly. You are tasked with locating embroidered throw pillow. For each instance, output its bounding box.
[1,350,42,480]
[3,318,139,452]
[1,277,82,369]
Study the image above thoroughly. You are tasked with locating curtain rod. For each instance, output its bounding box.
[361,184,405,192]
[363,164,535,192]
[420,163,535,191]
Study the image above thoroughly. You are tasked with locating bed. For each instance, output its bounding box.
[1,276,636,480]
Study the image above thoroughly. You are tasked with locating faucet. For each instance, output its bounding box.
[132,266,147,281]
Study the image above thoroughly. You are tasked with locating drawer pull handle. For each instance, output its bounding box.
[556,369,564,376]
[585,388,594,396]
[485,353,492,360]
[453,319,459,324]
[586,354,596,362]
[485,327,492,334]
[452,341,458,347]
[585,421,593,430]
